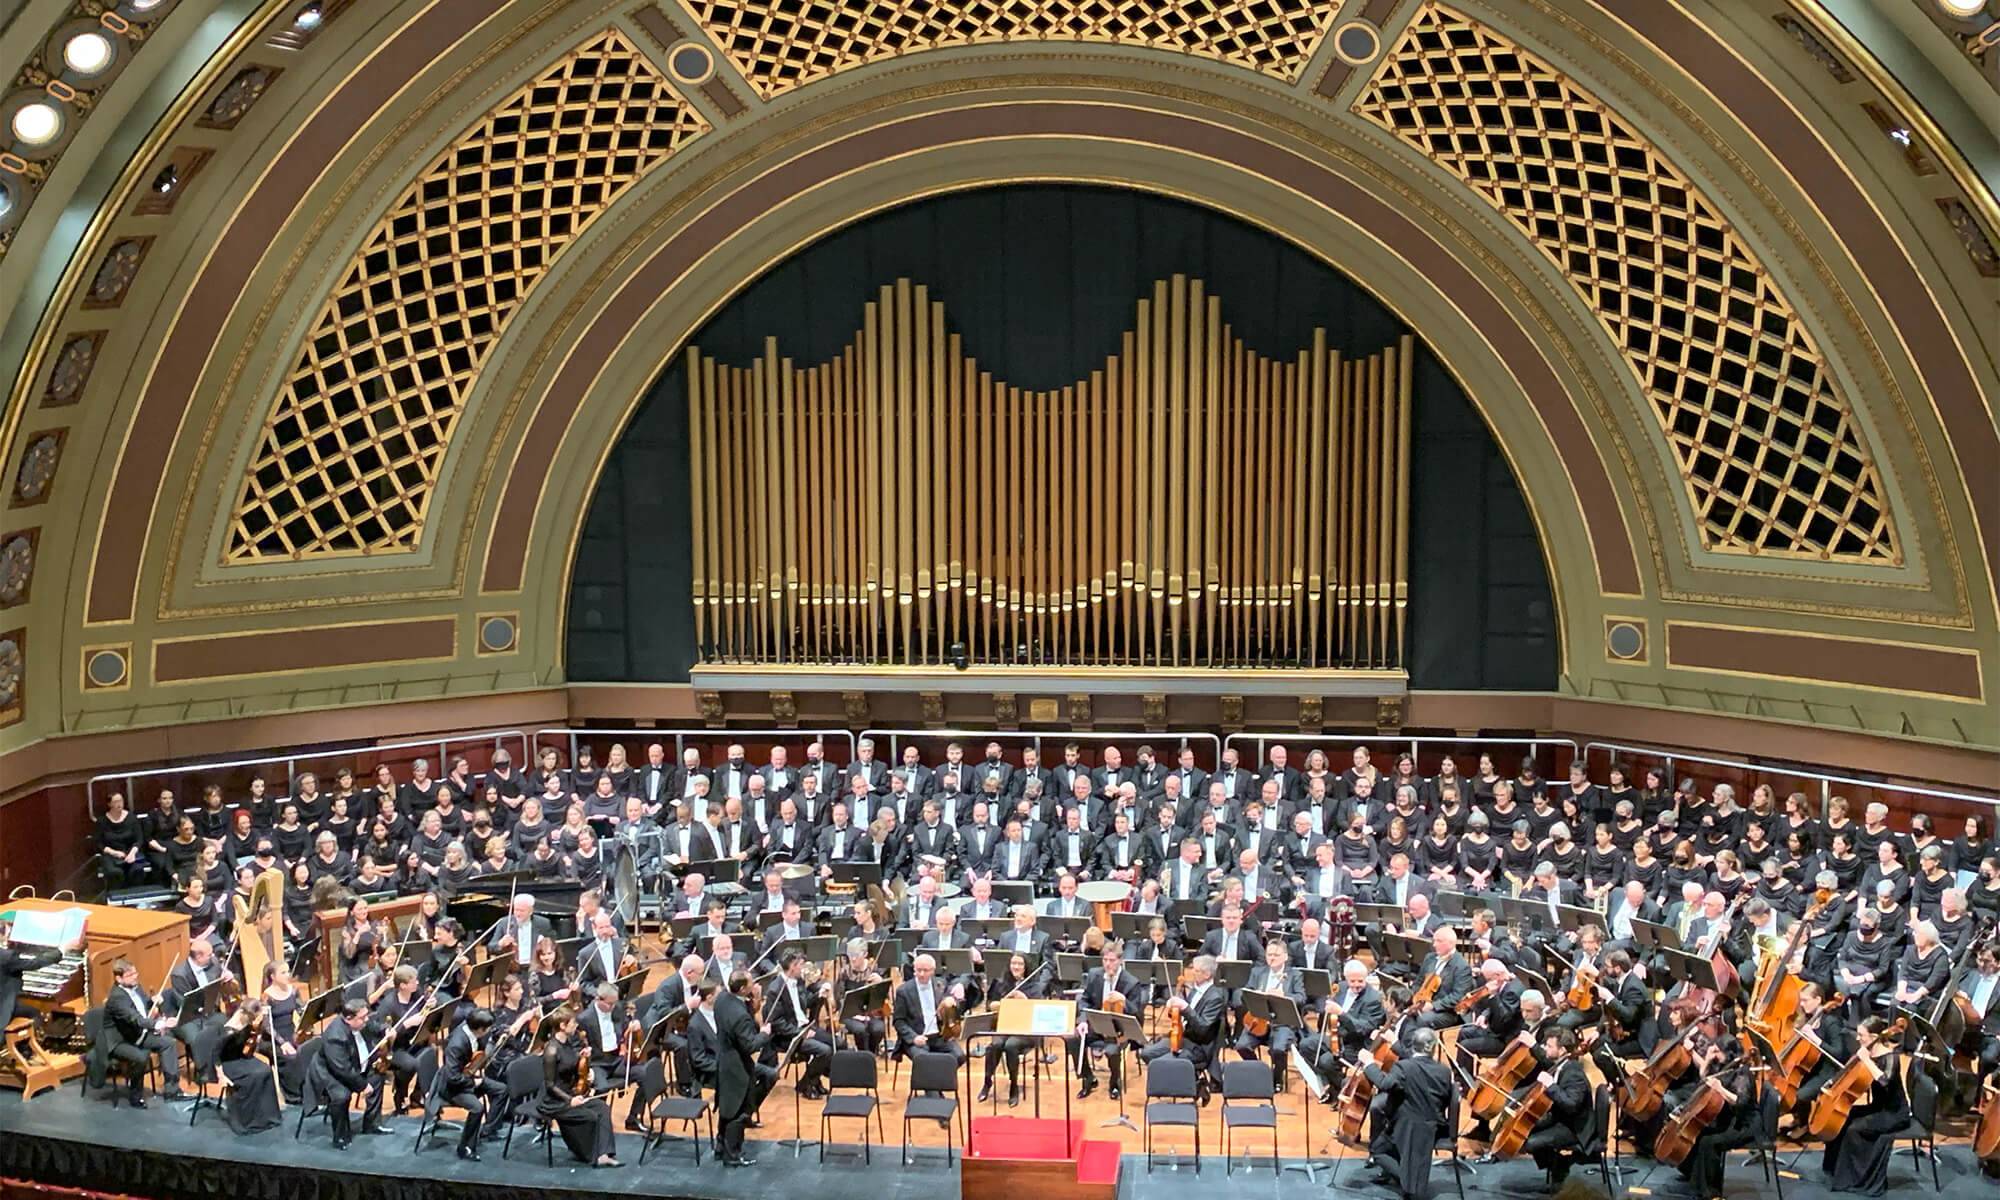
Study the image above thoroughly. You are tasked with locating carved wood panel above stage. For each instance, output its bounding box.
[687,275,1412,672]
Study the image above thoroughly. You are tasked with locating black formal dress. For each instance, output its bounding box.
[537,1037,616,1162]
[218,1022,283,1134]
[1821,1052,1906,1196]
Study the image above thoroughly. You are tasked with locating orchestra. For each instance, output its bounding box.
[26,738,1990,1195]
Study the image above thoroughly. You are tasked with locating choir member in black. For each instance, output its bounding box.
[1675,1025,1758,1200]
[1820,1017,1908,1196]
[763,950,833,1099]
[96,792,148,888]
[172,875,219,949]
[312,999,388,1148]
[537,1007,622,1167]
[103,956,185,1103]
[1360,1025,1456,1200]
[1067,944,1142,1100]
[892,953,965,1063]
[1519,1027,1593,1181]
[337,896,385,985]
[215,998,284,1134]
[1139,954,1229,1093]
[1835,910,1894,1020]
[1233,938,1305,1089]
[1888,919,1951,1011]
[433,1007,506,1159]
[1457,812,1498,892]
[1411,927,1476,1029]
[713,973,773,1167]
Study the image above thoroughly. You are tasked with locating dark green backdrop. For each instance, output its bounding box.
[566,186,1556,689]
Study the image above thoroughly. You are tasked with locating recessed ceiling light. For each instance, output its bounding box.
[11,101,63,147]
[293,3,323,30]
[128,0,168,10]
[0,182,13,219]
[1936,0,1987,17]
[63,32,115,76]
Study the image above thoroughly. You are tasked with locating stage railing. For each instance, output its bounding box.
[84,729,531,820]
[531,727,857,768]
[858,728,1223,773]
[1579,740,1997,818]
[1222,733,1579,778]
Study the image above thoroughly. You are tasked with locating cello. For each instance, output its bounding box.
[1806,1017,1904,1141]
[1620,1020,1696,1121]
[1334,1031,1400,1145]
[1468,1035,1539,1121]
[1975,1077,2000,1163]
[1653,1077,1728,1167]
[1489,1074,1554,1158]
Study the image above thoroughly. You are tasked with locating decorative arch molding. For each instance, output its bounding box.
[0,0,1983,759]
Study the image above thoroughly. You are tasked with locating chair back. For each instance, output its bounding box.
[1220,1059,1273,1100]
[294,1038,323,1106]
[82,1006,109,1087]
[909,1050,956,1093]
[415,1045,441,1107]
[192,1023,225,1074]
[829,1048,877,1090]
[1907,1065,1938,1131]
[1583,1084,1611,1156]
[506,1053,545,1099]
[1147,1056,1196,1099]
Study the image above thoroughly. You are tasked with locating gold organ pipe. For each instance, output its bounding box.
[683,279,1414,673]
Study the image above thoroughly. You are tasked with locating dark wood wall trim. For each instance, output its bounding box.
[151,618,458,684]
[1664,622,1982,701]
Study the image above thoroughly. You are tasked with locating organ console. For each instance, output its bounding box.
[2,897,187,1098]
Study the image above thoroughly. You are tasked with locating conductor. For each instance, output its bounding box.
[712,972,771,1168]
[1360,1025,1456,1200]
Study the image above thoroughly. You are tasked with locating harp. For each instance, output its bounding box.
[233,867,288,989]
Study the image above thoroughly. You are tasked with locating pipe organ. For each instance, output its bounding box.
[687,275,1413,671]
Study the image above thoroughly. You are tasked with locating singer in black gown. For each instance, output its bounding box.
[537,1010,621,1167]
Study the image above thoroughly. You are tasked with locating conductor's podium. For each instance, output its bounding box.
[961,998,1120,1200]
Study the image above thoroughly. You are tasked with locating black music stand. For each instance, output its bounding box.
[611,964,649,1003]
[990,881,1036,909]
[776,1024,821,1156]
[1082,1008,1145,1130]
[1212,959,1253,996]
[1287,1046,1333,1181]
[1042,916,1090,947]
[1740,1028,1784,1199]
[1108,911,1154,942]
[829,862,883,893]
[1353,902,1404,928]
[1433,890,1478,919]
[960,1007,1002,1112]
[1182,915,1220,944]
[838,978,888,1052]
[1053,952,1093,987]
[963,918,1014,944]
[296,988,340,1034]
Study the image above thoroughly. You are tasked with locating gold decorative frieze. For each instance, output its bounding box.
[1355,4,1899,564]
[224,31,708,562]
[684,0,1341,98]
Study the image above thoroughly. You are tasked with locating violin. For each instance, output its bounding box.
[1653,1077,1728,1166]
[1468,1036,1539,1121]
[575,1041,592,1095]
[1334,1030,1400,1145]
[1565,962,1599,1013]
[1807,1017,1904,1141]
[1620,1022,1696,1119]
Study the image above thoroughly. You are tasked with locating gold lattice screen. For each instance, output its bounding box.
[689,277,1413,671]
[1355,3,1897,563]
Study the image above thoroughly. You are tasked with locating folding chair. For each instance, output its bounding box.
[1144,1056,1201,1173]
[819,1049,883,1164]
[901,1050,960,1165]
[497,1055,550,1163]
[637,1056,712,1165]
[1219,1059,1278,1174]
[407,1046,447,1153]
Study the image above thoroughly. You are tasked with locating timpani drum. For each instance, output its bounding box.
[1076,880,1134,932]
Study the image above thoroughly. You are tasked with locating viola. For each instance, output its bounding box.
[1167,970,1189,1054]
[1653,1079,1728,1166]
[1565,962,1599,1013]
[1410,970,1442,1009]
[1334,1033,1399,1145]
[1806,1017,1904,1141]
[1620,1023,1696,1121]
[1469,1037,1539,1121]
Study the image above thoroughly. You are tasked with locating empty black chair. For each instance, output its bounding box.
[1891,1065,1942,1190]
[290,1038,328,1140]
[1219,1059,1278,1174]
[498,1054,550,1163]
[901,1050,961,1165]
[407,1046,447,1153]
[1144,1056,1200,1173]
[819,1049,883,1164]
[636,1056,711,1165]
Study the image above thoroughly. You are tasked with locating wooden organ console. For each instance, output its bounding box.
[2,897,187,1099]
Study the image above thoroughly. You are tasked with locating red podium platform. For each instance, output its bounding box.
[962,1117,1120,1200]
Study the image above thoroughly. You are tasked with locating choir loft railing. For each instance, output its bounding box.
[688,275,1413,671]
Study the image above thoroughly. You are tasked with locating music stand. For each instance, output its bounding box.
[611,964,649,1002]
[1631,918,1681,953]
[990,881,1035,909]
[1108,911,1154,941]
[463,957,502,1002]
[553,935,590,967]
[1555,903,1603,932]
[894,927,929,954]
[1212,958,1253,993]
[295,988,340,1034]
[829,862,883,893]
[959,1008,1002,1111]
[1054,952,1094,986]
[1082,1008,1145,1130]
[1741,1027,1785,1199]
[838,978,888,1051]
[1353,902,1404,928]
[1182,916,1220,946]
[776,1024,821,1156]
[1656,948,1721,995]
[1287,1046,1332,1181]
[1432,890,1477,919]
[929,948,978,978]
[963,918,1014,943]
[1041,916,1090,946]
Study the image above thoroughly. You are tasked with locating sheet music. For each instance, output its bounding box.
[6,906,85,947]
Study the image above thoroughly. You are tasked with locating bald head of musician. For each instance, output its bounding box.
[1478,957,1510,992]
[1406,893,1431,927]
[1431,926,1458,960]
[1056,873,1079,903]
[1701,891,1727,922]
[676,954,704,989]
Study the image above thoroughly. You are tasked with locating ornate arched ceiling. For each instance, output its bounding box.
[0,0,1992,764]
